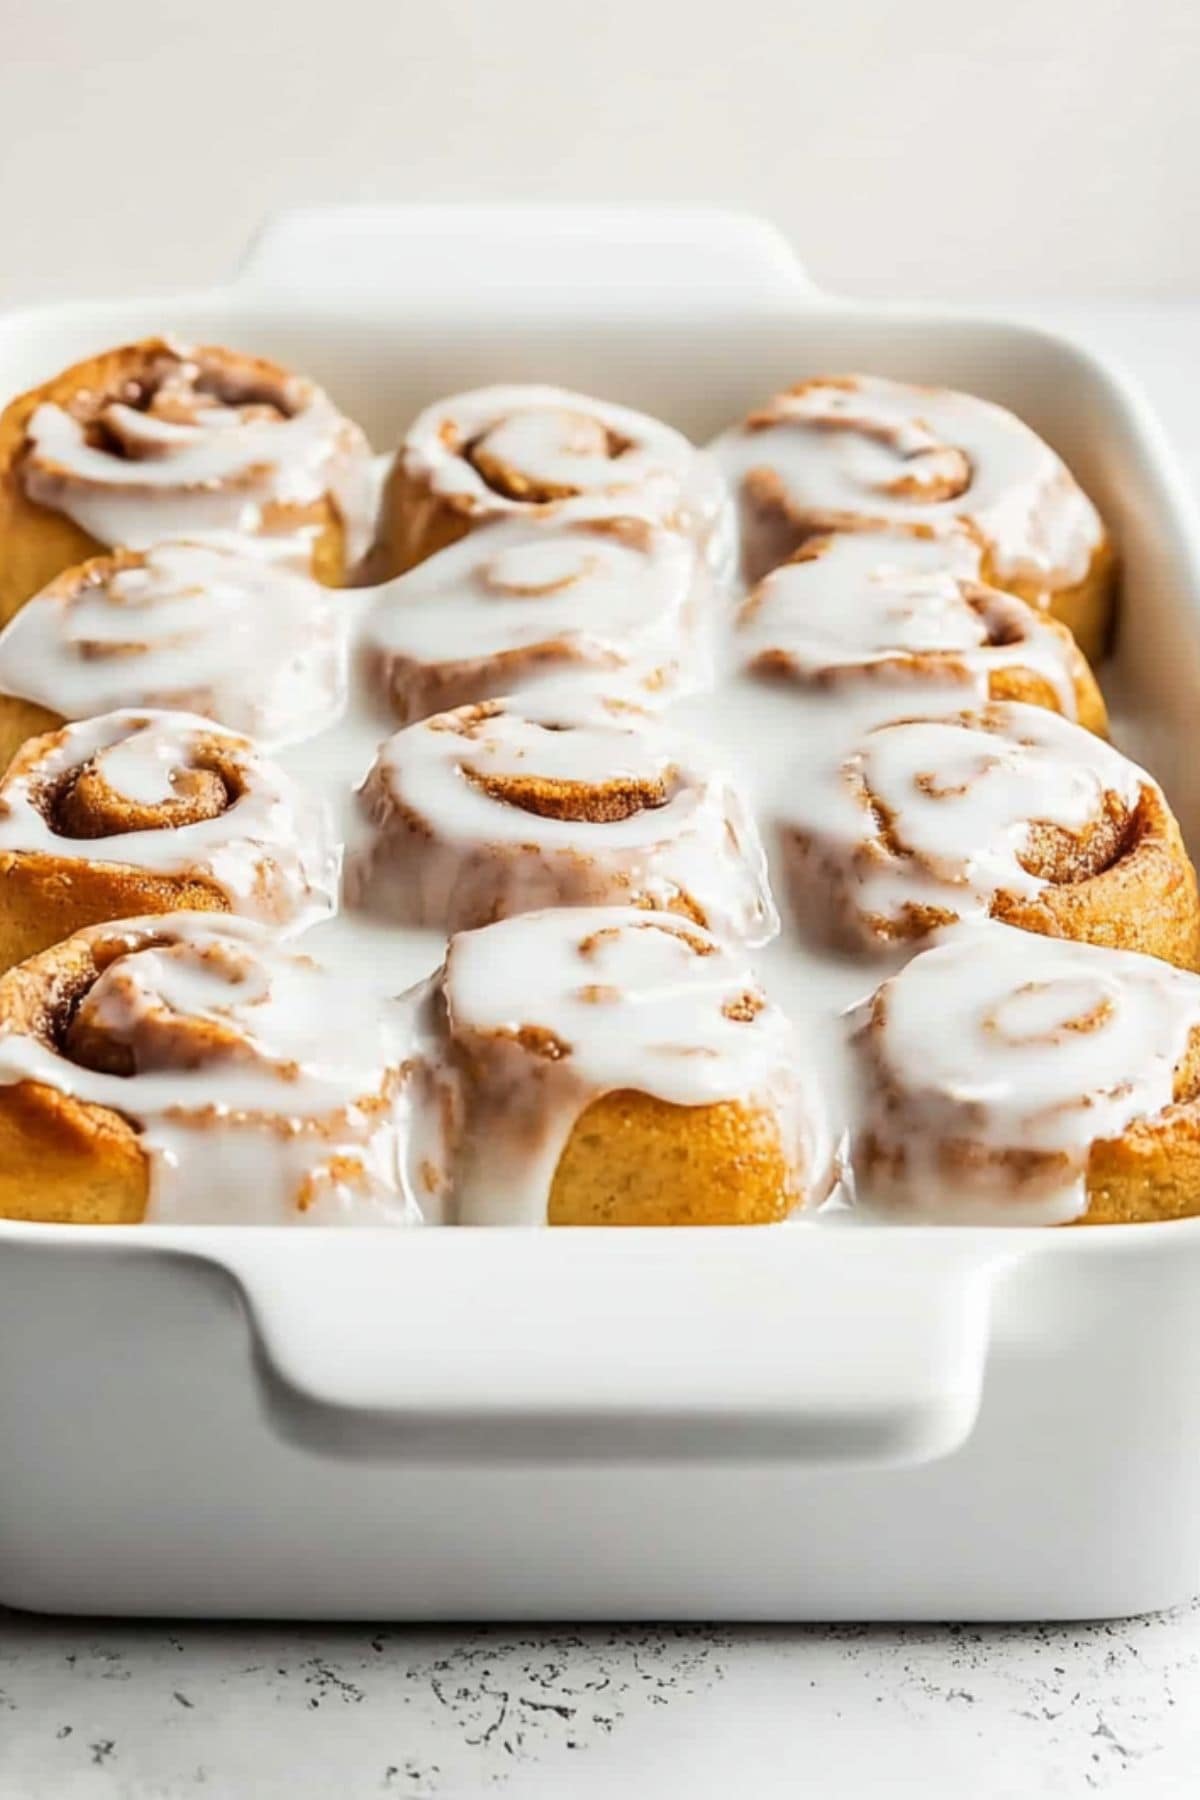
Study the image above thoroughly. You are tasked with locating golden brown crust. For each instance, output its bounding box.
[0,340,348,625]
[547,1089,798,1225]
[982,535,1117,667]
[367,457,474,580]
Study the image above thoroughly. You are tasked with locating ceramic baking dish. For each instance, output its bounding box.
[1,206,1199,1621]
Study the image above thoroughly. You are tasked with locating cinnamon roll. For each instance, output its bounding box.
[0,541,347,768]
[778,702,1199,967]
[851,921,1200,1225]
[361,508,711,724]
[0,914,439,1224]
[0,711,336,971]
[736,527,1107,734]
[348,691,776,943]
[713,375,1115,661]
[414,906,821,1225]
[372,384,731,581]
[0,338,373,622]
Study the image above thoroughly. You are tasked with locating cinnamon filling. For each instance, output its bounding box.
[461,763,673,823]
[38,757,234,839]
[1016,790,1136,885]
[465,412,633,502]
[72,353,294,462]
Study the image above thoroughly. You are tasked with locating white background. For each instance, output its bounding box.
[3,0,1199,306]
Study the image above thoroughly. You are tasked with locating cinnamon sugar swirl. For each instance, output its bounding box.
[0,914,439,1224]
[348,691,776,942]
[0,710,336,970]
[0,339,373,621]
[372,384,731,581]
[361,508,711,724]
[0,541,346,767]
[851,922,1200,1225]
[414,906,823,1225]
[778,702,1199,967]
[736,527,1106,733]
[713,375,1115,659]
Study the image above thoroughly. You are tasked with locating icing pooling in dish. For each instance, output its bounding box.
[423,906,821,1224]
[20,342,375,564]
[0,541,348,747]
[777,701,1149,947]
[0,914,434,1224]
[348,688,778,944]
[400,383,734,572]
[0,709,338,928]
[851,922,1200,1223]
[362,506,712,718]
[712,374,1106,588]
[736,527,1083,714]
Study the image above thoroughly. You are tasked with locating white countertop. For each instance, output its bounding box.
[2,299,1200,1800]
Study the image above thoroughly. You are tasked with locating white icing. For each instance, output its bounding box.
[426,905,822,1224]
[0,709,337,929]
[0,914,435,1224]
[711,374,1106,587]
[0,541,348,748]
[347,688,778,945]
[362,507,713,719]
[736,527,1080,716]
[851,921,1200,1223]
[21,342,375,564]
[399,384,734,577]
[777,700,1147,949]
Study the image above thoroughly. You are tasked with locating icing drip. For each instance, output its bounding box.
[0,914,436,1223]
[422,906,820,1224]
[851,922,1200,1223]
[778,701,1147,949]
[0,709,337,928]
[362,507,713,720]
[711,374,1106,587]
[347,689,778,944]
[736,527,1080,715]
[21,342,374,564]
[400,384,734,576]
[0,541,348,747]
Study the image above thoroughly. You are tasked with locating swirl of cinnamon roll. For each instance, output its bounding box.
[778,701,1199,966]
[0,338,374,621]
[372,384,732,582]
[736,528,1106,733]
[0,710,337,970]
[0,541,347,765]
[712,375,1115,659]
[850,920,1200,1224]
[414,906,823,1224]
[347,690,776,943]
[0,913,443,1224]
[361,508,712,724]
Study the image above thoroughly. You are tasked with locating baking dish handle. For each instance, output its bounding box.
[202,1231,1013,1468]
[234,204,818,309]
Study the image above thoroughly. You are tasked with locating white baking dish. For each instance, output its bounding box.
[2,206,1199,1621]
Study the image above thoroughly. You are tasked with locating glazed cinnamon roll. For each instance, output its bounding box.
[778,702,1199,967]
[414,906,822,1225]
[713,375,1115,660]
[736,527,1107,734]
[0,914,440,1224]
[0,338,373,622]
[361,508,712,724]
[0,541,347,767]
[851,921,1200,1225]
[372,384,731,581]
[348,691,776,943]
[0,711,336,971]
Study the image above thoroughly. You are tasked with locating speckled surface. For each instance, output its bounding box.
[2,1605,1200,1796]
[3,305,1200,1799]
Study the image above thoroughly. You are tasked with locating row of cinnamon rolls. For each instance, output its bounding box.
[0,338,1196,1228]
